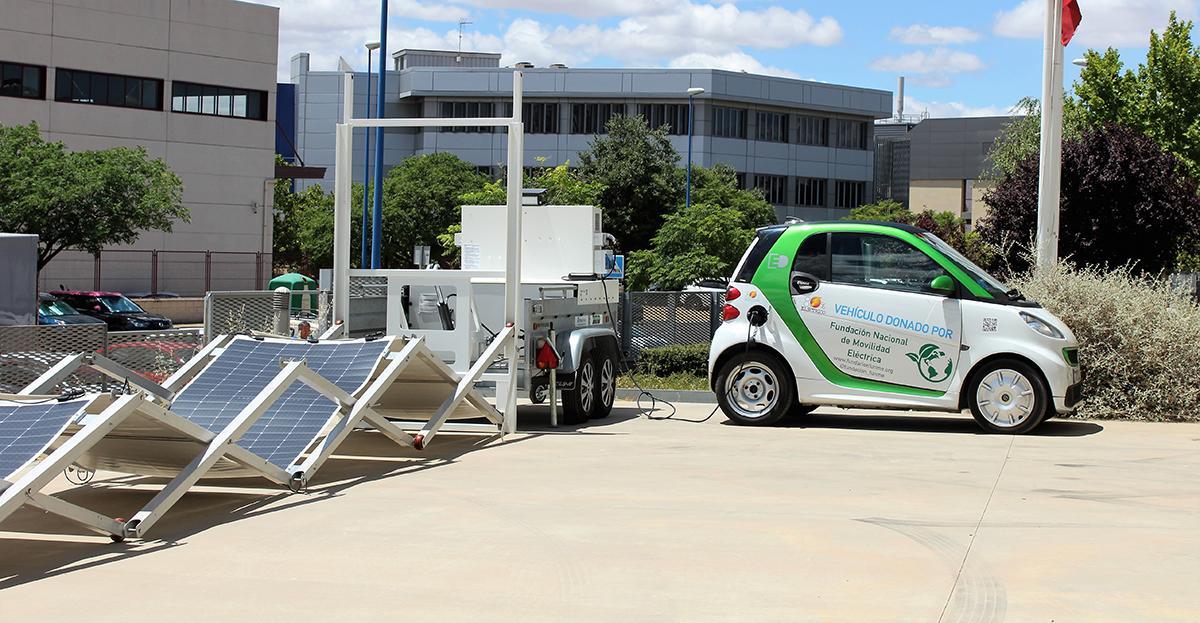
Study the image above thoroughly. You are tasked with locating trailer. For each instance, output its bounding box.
[326,68,621,442]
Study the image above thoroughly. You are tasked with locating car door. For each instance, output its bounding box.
[790,231,963,392]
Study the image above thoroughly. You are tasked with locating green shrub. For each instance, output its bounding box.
[1008,261,1200,421]
[636,343,710,377]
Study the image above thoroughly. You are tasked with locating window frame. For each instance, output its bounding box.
[54,68,161,111]
[713,106,748,139]
[795,177,827,207]
[169,80,267,121]
[829,232,950,296]
[0,61,47,100]
[570,102,625,135]
[754,110,790,143]
[753,173,788,205]
[797,115,829,146]
[834,180,867,209]
[637,102,688,135]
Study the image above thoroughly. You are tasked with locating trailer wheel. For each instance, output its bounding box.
[561,351,596,424]
[592,350,617,418]
[530,381,547,404]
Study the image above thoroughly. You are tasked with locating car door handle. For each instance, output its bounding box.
[791,272,820,295]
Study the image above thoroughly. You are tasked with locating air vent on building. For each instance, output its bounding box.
[548,63,567,69]
[513,61,534,68]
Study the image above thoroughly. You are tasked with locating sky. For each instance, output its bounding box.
[252,0,1198,118]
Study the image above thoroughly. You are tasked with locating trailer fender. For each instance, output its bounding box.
[557,328,620,374]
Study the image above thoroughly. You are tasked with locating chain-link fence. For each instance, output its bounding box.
[203,289,335,343]
[619,291,725,360]
[0,325,202,393]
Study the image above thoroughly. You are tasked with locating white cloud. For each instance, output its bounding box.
[870,48,984,86]
[457,0,683,18]
[902,95,1014,119]
[994,0,1199,47]
[669,52,800,78]
[890,24,981,45]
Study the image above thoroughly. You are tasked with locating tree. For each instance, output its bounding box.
[0,123,187,269]
[845,200,996,269]
[577,115,683,253]
[380,152,488,266]
[625,165,776,290]
[980,125,1200,274]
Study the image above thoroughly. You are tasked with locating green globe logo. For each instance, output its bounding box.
[907,344,953,382]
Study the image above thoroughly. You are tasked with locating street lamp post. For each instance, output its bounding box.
[685,87,705,211]
[360,41,380,269]
[370,0,388,268]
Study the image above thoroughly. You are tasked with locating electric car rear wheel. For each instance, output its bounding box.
[716,351,794,426]
[967,359,1049,434]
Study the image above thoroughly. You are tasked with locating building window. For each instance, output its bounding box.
[713,106,747,139]
[638,103,688,135]
[1,61,45,99]
[835,180,866,209]
[754,174,788,205]
[571,102,625,134]
[440,101,495,133]
[735,172,747,189]
[55,68,161,111]
[796,177,827,207]
[170,81,267,120]
[797,115,829,146]
[520,102,559,134]
[834,119,869,150]
[755,111,789,143]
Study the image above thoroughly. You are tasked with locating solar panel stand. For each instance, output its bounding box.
[22,352,178,403]
[122,359,339,538]
[413,325,512,449]
[0,395,145,541]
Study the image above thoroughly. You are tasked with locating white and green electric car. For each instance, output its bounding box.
[708,221,1082,434]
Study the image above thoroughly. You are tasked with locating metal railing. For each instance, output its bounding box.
[619,291,725,359]
[0,325,203,393]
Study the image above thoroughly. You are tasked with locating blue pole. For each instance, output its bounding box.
[686,94,695,211]
[360,50,372,269]
[370,0,388,268]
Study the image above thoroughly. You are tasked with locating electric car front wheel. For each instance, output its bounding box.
[967,359,1049,434]
[715,351,794,426]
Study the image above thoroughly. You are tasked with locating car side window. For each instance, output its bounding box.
[830,233,947,294]
[792,233,830,280]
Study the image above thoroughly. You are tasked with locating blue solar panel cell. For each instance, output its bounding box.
[0,400,86,479]
[170,339,387,469]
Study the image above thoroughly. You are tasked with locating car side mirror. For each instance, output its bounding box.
[930,275,956,294]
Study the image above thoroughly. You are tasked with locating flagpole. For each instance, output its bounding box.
[1036,0,1065,271]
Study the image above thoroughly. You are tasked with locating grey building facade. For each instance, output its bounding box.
[1,0,279,295]
[287,50,892,221]
[873,116,1014,225]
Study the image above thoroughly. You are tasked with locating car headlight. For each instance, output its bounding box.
[1019,311,1064,339]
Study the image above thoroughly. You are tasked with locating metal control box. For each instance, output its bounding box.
[0,233,38,326]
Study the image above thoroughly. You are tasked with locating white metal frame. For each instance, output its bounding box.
[332,69,525,435]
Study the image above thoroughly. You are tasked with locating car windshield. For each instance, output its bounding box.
[918,233,1010,298]
[41,300,78,316]
[98,295,144,313]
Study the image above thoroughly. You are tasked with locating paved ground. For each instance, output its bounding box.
[1,403,1197,622]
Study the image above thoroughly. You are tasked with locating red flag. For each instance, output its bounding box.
[1062,0,1082,45]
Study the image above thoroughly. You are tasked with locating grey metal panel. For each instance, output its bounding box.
[566,72,623,92]
[0,399,87,479]
[170,337,388,469]
[908,116,1013,180]
[0,234,38,326]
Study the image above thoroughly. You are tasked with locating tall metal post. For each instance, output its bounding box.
[369,0,388,268]
[360,49,373,268]
[686,94,695,211]
[501,71,524,434]
[333,68,354,331]
[1036,0,1065,270]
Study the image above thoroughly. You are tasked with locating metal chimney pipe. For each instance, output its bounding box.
[897,76,905,119]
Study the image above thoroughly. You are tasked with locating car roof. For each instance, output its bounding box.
[758,220,929,236]
[49,290,124,297]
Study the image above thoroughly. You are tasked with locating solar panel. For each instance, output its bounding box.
[170,338,388,469]
[0,400,87,479]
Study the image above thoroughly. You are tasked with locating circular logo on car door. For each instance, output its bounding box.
[907,344,953,382]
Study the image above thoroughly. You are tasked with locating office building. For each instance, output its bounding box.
[284,50,892,222]
[1,0,279,295]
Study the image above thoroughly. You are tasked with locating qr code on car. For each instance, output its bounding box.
[982,318,998,332]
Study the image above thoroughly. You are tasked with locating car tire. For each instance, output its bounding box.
[715,351,794,426]
[790,404,817,417]
[561,351,596,424]
[967,358,1049,434]
[592,350,617,419]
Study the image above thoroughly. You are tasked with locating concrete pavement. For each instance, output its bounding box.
[1,404,1197,622]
